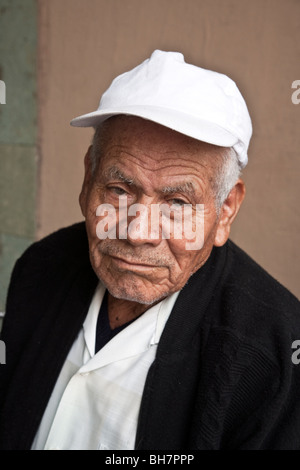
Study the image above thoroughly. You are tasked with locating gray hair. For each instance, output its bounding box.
[213,147,242,212]
[90,121,242,212]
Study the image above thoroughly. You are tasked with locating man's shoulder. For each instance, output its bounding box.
[4,222,93,320]
[20,222,88,265]
[221,240,300,336]
[226,240,299,308]
[188,241,300,380]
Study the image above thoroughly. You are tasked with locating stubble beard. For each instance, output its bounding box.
[89,239,176,305]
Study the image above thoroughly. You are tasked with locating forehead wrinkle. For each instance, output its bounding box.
[102,139,208,175]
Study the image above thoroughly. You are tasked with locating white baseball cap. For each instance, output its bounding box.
[71,50,252,168]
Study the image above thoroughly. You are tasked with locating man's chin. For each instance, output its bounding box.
[100,280,168,306]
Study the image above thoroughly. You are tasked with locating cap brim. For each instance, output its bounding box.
[70,105,237,149]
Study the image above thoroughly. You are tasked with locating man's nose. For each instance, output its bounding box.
[124,198,162,247]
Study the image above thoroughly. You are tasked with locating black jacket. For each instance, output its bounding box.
[0,222,300,450]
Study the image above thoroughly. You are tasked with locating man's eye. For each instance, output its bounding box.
[169,198,187,207]
[109,186,127,196]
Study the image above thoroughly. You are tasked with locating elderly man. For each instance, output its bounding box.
[0,50,300,450]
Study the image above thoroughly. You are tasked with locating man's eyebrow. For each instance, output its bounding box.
[104,166,134,185]
[162,182,195,196]
[104,167,195,195]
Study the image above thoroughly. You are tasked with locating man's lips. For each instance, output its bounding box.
[110,255,161,271]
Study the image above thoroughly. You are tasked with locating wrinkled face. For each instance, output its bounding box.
[80,116,229,305]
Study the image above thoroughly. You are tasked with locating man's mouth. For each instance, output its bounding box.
[110,255,161,271]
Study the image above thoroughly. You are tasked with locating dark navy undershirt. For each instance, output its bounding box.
[95,291,136,354]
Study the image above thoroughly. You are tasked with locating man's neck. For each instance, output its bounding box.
[107,293,160,330]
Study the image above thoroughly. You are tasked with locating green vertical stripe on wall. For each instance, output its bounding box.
[0,0,37,314]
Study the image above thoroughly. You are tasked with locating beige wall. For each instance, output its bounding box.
[37,0,300,299]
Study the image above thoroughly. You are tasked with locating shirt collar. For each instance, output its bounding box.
[81,282,180,372]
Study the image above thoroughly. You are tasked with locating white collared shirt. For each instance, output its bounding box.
[31,283,179,450]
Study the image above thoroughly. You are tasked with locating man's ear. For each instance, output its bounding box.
[213,179,246,247]
[79,145,93,218]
